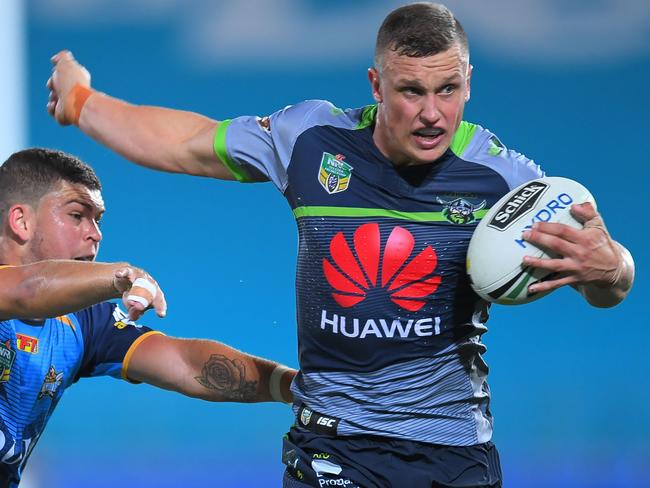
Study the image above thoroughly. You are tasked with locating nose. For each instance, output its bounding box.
[419,94,440,124]
[86,219,103,244]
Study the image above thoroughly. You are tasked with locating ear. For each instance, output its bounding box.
[6,204,34,243]
[465,64,473,102]
[368,67,382,103]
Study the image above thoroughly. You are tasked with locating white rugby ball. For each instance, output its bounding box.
[466,177,595,305]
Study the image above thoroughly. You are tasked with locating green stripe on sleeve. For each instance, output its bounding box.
[213,119,253,183]
[293,205,488,222]
[449,121,477,158]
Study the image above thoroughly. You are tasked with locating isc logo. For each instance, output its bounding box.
[316,417,336,427]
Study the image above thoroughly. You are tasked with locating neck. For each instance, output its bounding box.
[0,237,27,265]
[372,107,412,167]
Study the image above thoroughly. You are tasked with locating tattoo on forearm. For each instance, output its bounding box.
[195,354,257,401]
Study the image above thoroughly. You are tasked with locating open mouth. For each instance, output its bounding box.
[74,256,95,262]
[412,127,445,149]
[413,127,444,138]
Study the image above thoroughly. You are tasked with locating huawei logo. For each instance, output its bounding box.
[323,223,441,312]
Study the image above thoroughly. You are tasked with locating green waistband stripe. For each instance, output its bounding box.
[293,206,488,222]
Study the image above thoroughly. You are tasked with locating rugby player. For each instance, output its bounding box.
[0,148,296,487]
[46,3,634,487]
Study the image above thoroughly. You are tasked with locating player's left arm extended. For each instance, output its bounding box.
[124,334,296,403]
[522,202,635,308]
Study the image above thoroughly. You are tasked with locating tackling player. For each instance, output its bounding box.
[0,148,296,487]
[46,3,634,487]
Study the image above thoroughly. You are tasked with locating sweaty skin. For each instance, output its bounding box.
[369,46,471,166]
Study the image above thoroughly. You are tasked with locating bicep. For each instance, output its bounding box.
[0,267,24,320]
[84,94,235,180]
[126,334,190,390]
[180,118,237,180]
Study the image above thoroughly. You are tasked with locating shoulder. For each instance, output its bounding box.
[451,122,545,190]
[72,301,128,333]
[74,301,117,324]
[269,99,368,134]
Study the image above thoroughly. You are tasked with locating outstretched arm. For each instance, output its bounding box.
[125,334,296,403]
[522,202,634,308]
[0,261,166,320]
[47,50,234,180]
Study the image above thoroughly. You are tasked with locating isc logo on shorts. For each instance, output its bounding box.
[317,417,336,428]
[298,405,340,436]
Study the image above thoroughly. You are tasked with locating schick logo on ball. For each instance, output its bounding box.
[488,182,549,230]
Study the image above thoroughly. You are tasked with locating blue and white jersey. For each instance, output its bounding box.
[215,101,543,446]
[0,300,159,487]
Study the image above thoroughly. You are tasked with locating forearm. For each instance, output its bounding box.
[578,243,635,308]
[128,336,296,403]
[0,260,123,319]
[79,92,227,178]
[190,345,295,403]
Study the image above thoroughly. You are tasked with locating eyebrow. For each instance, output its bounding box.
[65,198,106,214]
[395,73,463,87]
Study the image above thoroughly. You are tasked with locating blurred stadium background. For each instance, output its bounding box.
[2,0,649,486]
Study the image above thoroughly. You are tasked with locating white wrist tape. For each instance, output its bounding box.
[269,365,292,404]
[126,278,157,307]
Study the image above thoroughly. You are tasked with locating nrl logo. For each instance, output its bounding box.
[0,340,15,383]
[318,152,353,195]
[300,407,313,426]
[436,197,486,225]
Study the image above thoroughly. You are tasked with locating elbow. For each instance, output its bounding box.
[579,283,629,309]
[585,293,624,309]
[11,271,49,317]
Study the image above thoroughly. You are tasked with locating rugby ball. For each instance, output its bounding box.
[466,177,595,305]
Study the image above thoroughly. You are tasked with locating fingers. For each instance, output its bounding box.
[125,277,167,320]
[528,273,575,294]
[46,75,58,119]
[47,90,59,112]
[523,221,581,243]
[126,277,157,316]
[523,254,569,273]
[113,267,135,293]
[112,267,166,320]
[522,255,578,294]
[51,50,73,64]
[125,300,146,321]
[47,49,92,125]
[522,226,578,257]
[152,288,168,319]
[570,202,598,224]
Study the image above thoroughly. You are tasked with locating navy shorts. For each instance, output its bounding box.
[282,425,502,488]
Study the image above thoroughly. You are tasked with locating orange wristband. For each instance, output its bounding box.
[68,84,94,126]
